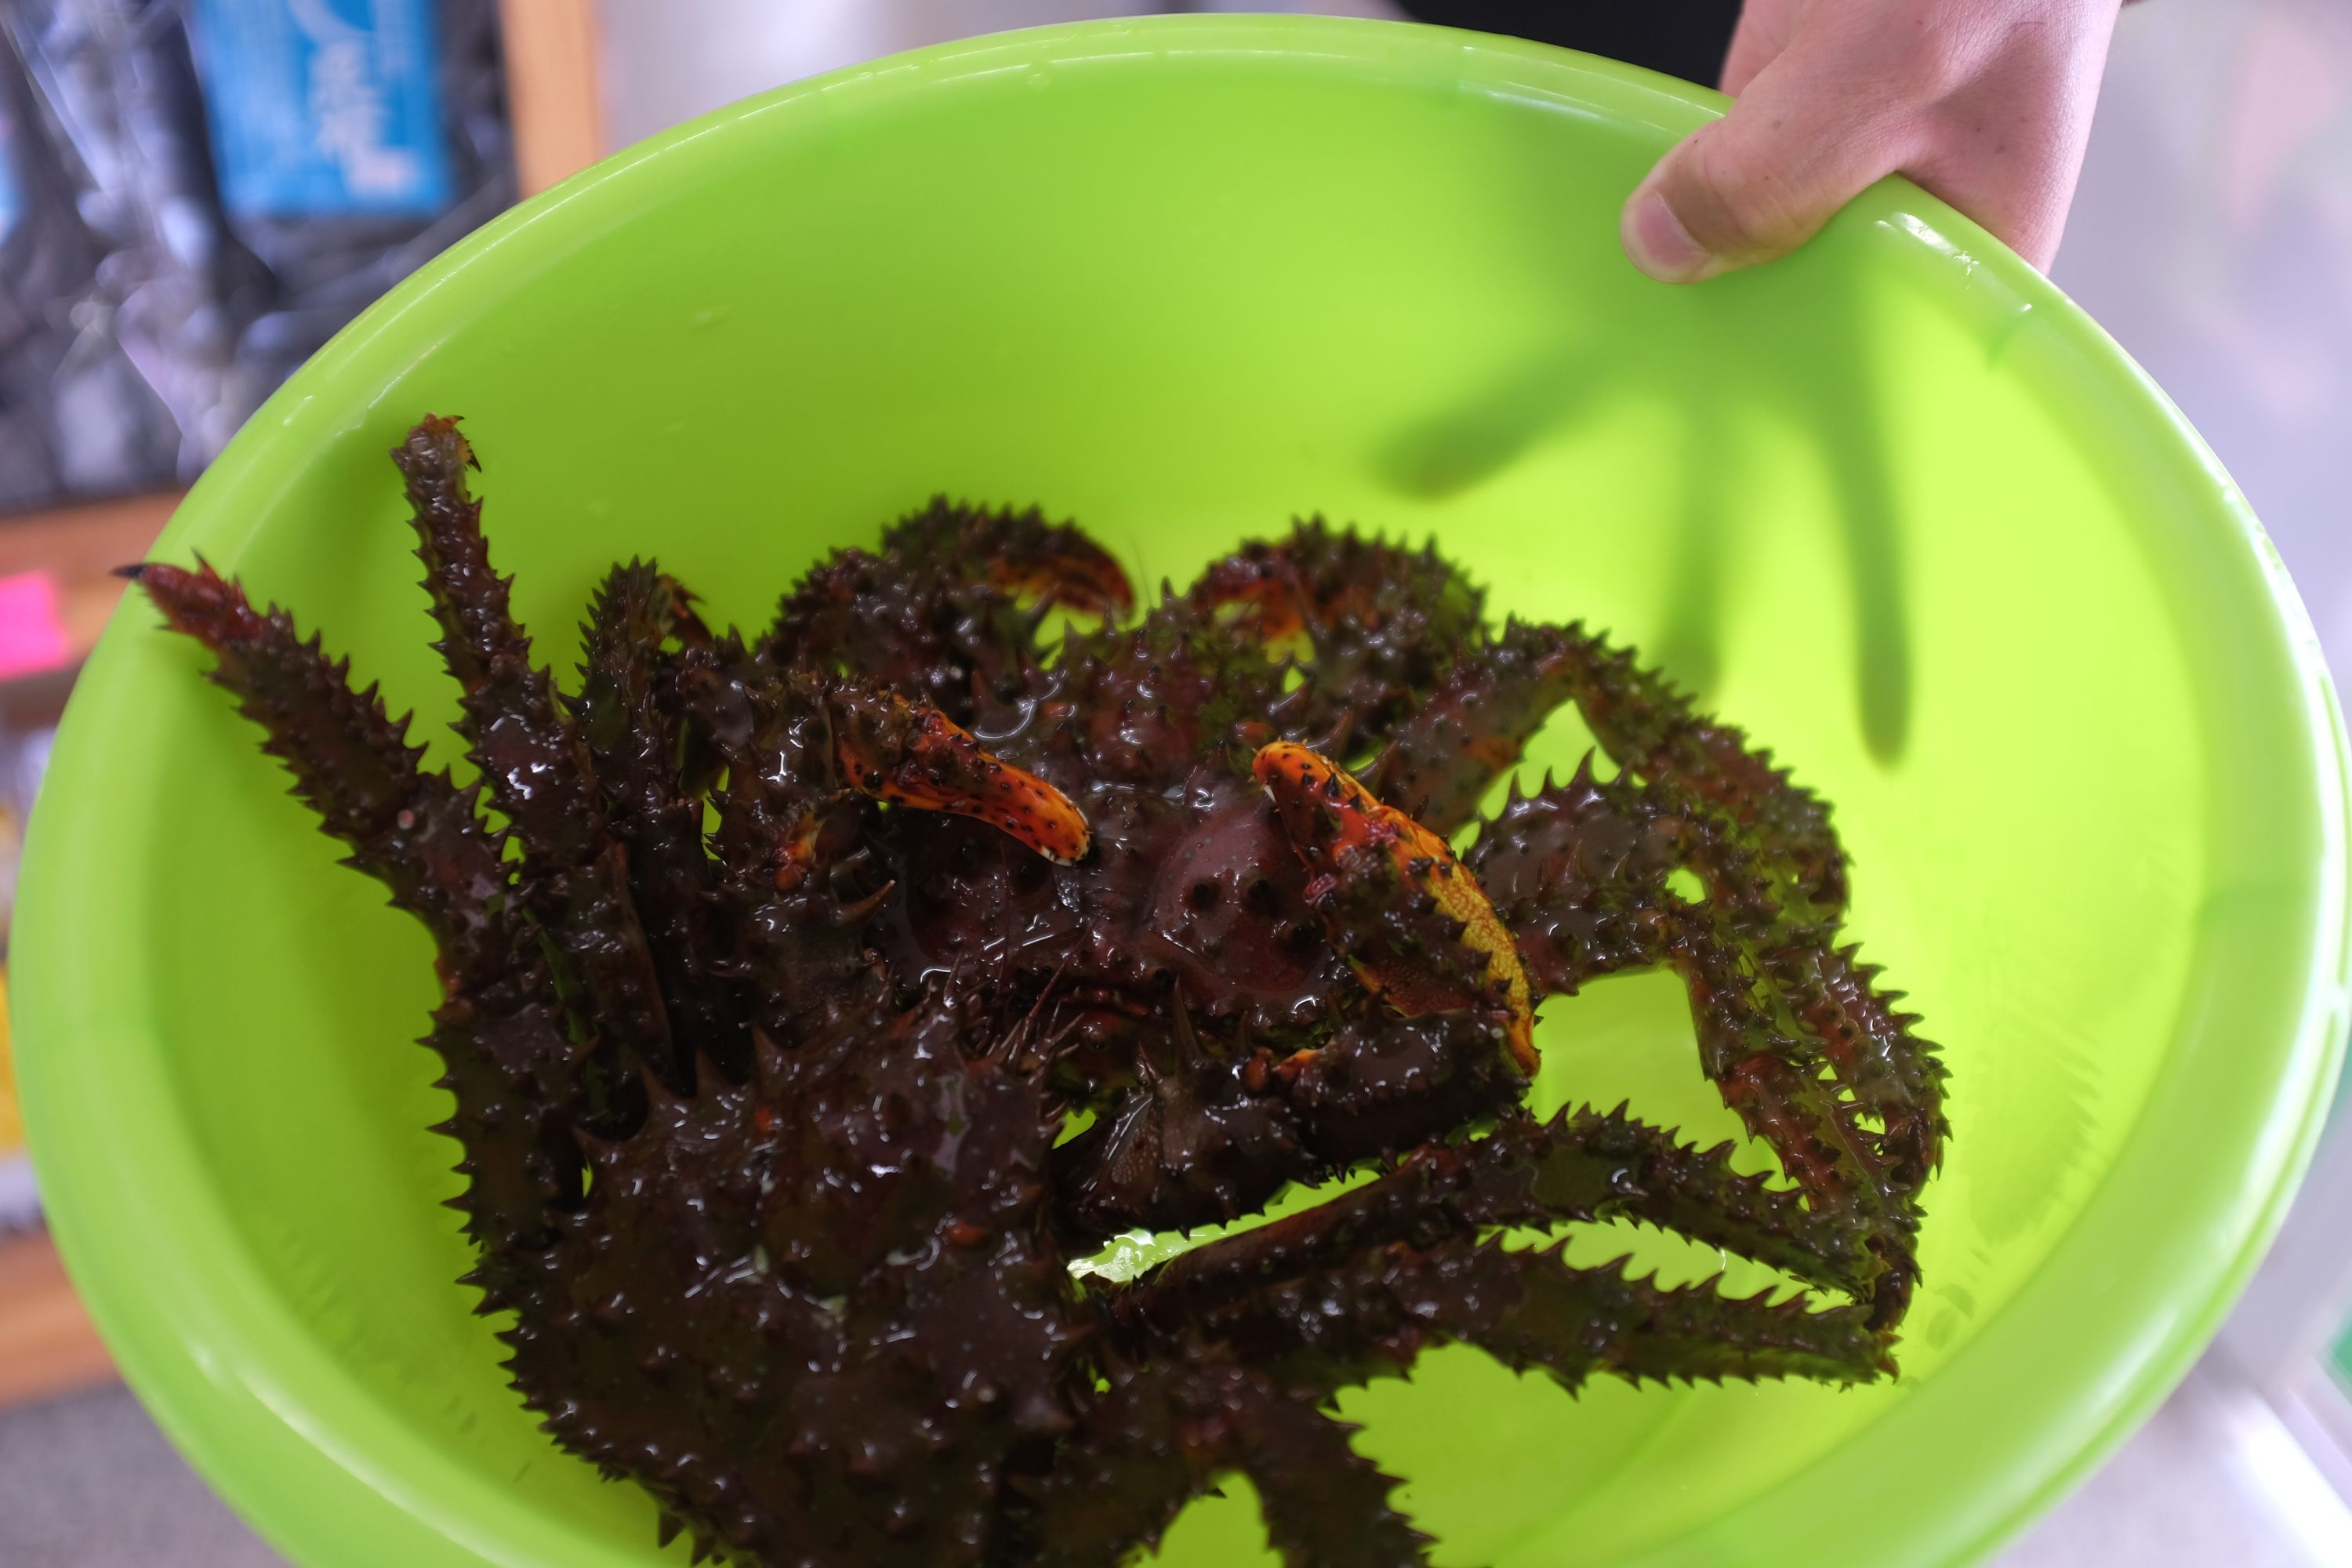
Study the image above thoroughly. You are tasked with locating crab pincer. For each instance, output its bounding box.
[829,683,1093,863]
[1252,741,1535,1073]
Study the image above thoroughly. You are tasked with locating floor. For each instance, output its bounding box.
[1999,1362,2352,1567]
[9,2,2352,1564]
[0,1385,279,1568]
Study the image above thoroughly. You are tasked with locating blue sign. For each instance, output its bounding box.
[189,0,454,219]
[0,99,19,246]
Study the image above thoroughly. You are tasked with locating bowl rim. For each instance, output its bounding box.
[15,13,2350,1567]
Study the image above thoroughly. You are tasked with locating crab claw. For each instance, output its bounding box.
[989,539,1135,619]
[887,497,1137,619]
[1253,742,1536,1072]
[1196,553,1312,646]
[829,683,1092,863]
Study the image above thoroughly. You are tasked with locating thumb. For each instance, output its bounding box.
[1621,64,1916,283]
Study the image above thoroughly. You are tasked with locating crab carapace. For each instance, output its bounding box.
[130,416,1944,1567]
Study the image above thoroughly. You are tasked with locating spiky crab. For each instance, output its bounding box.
[132,416,1944,1567]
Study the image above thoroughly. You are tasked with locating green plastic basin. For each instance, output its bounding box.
[15,15,2350,1567]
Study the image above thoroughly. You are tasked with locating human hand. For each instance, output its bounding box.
[1620,0,2129,281]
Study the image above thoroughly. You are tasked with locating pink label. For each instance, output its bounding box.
[0,572,71,681]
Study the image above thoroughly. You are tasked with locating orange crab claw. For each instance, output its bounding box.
[829,684,1091,863]
[1253,741,1536,1072]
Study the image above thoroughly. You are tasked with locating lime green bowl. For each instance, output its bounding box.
[16,15,2350,1567]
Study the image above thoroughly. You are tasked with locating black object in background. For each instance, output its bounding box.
[0,0,514,518]
[1393,1,1744,88]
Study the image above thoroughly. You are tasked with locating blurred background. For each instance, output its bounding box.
[2,2,2350,1563]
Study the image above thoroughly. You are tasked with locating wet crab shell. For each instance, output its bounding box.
[129,416,1942,1568]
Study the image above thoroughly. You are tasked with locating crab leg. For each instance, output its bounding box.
[392,416,680,1092]
[1271,1009,1528,1164]
[668,619,763,803]
[1359,619,1582,835]
[1109,1103,1885,1337]
[1025,1352,1430,1568]
[1361,615,1860,890]
[1200,1236,1889,1403]
[130,561,587,1288]
[1762,938,1947,1193]
[1469,762,1943,1320]
[881,495,1135,618]
[132,561,510,985]
[1050,997,1308,1239]
[1469,760,1945,1192]
[1051,1006,1524,1241]
[699,659,874,1046]
[1542,622,1847,913]
[1461,762,1680,992]
[575,562,748,1081]
[1471,765,1836,1123]
[1667,820,1947,1194]
[1254,741,1535,1070]
[1195,521,1483,749]
[767,499,1133,728]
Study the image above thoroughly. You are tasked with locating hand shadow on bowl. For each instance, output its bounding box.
[1374,310,1911,764]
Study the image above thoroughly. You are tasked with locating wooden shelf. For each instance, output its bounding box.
[0,491,181,688]
[498,0,605,195]
[0,1231,114,1409]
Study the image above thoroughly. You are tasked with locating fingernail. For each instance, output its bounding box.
[1623,191,1710,283]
